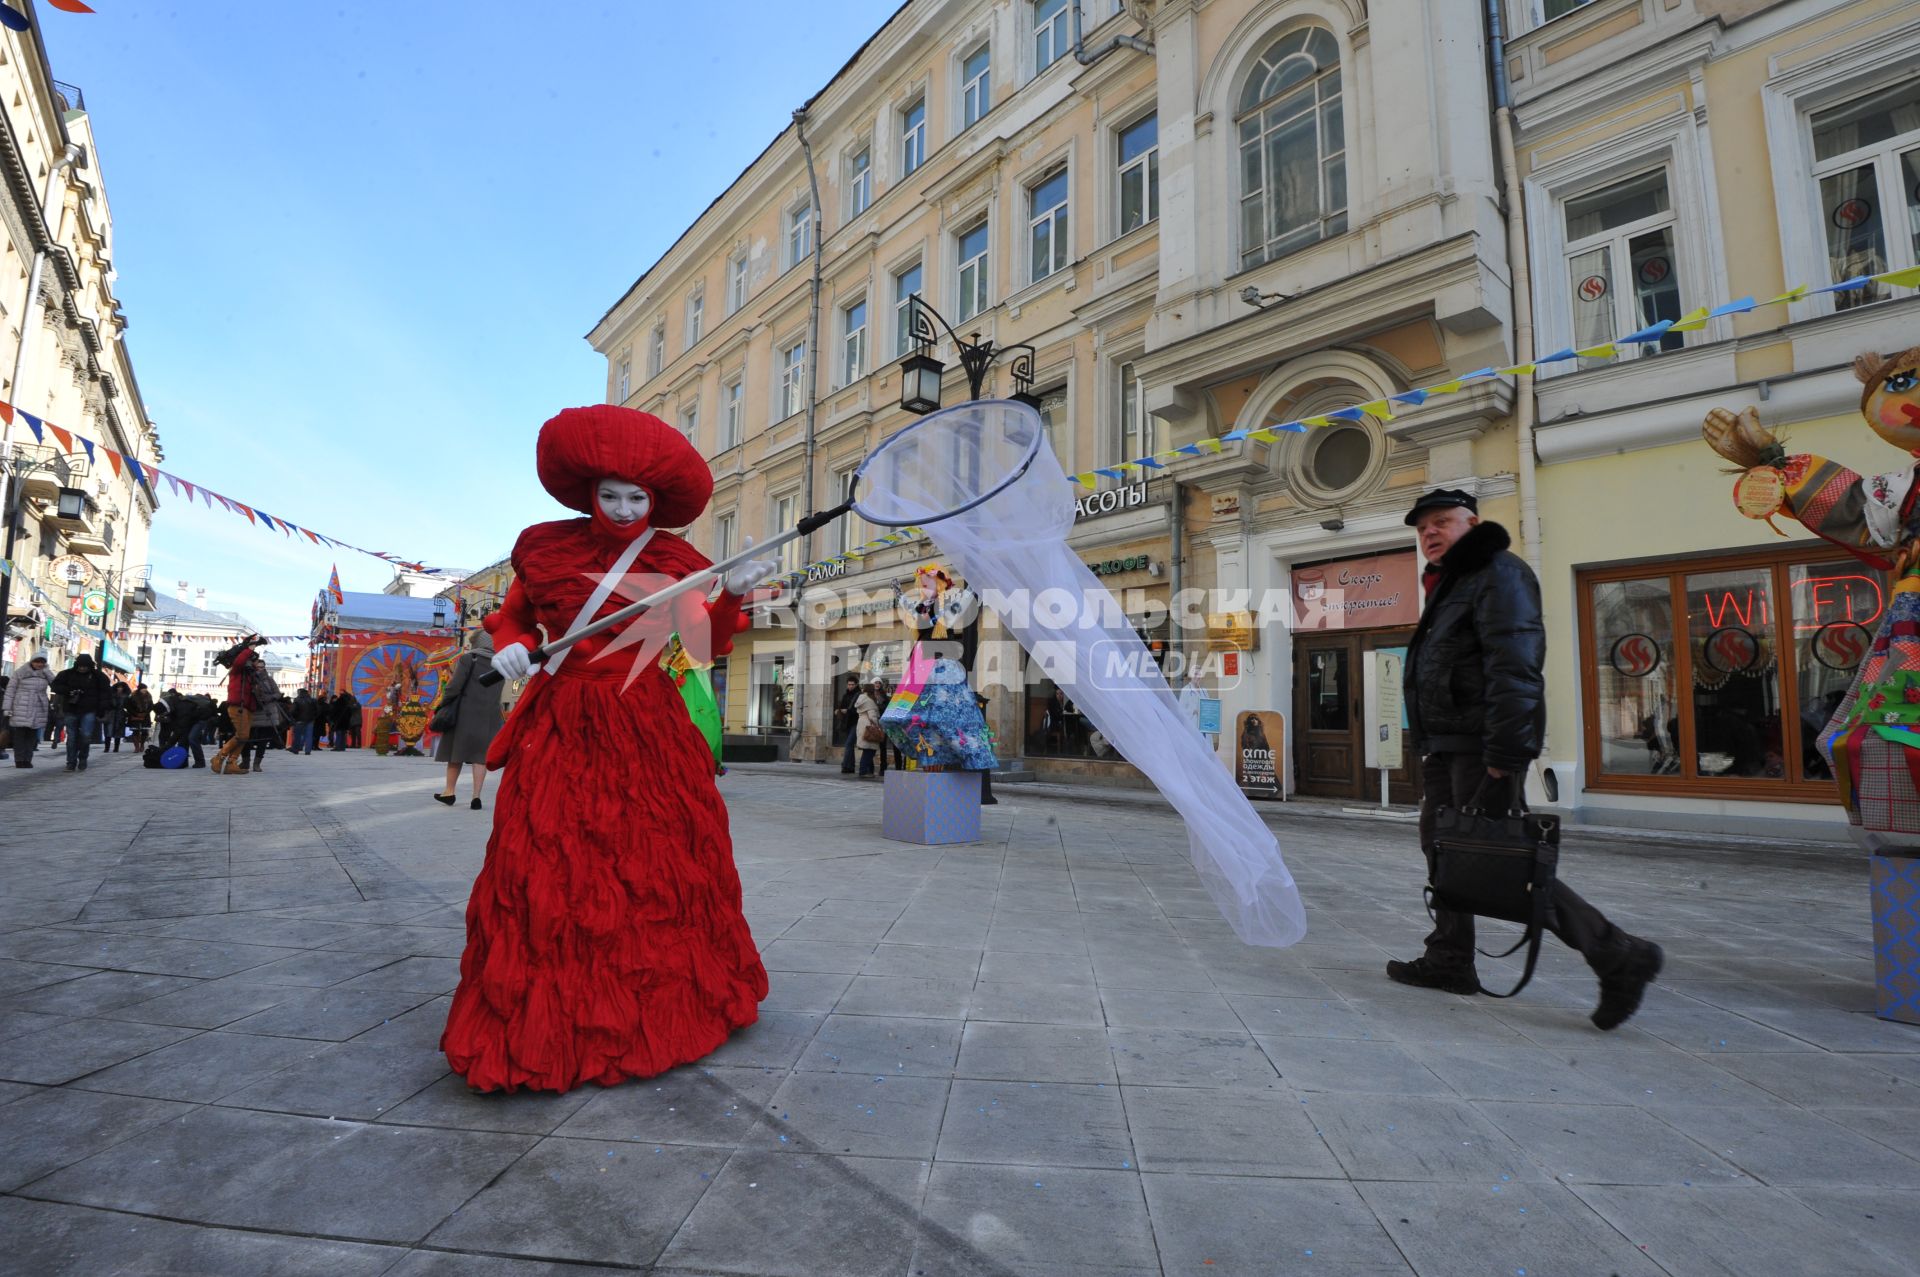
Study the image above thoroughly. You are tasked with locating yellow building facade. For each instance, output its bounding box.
[591,0,1530,791]
[1512,0,1920,833]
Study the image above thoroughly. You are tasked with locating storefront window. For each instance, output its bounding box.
[1581,548,1886,800]
[1684,567,1780,779]
[1590,576,1676,776]
[1023,620,1169,760]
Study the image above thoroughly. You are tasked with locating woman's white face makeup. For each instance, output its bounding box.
[595,479,651,525]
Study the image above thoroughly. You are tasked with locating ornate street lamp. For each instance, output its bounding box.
[896,296,1038,414]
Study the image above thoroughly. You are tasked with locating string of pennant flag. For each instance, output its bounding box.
[2,402,451,576]
[769,264,1920,592]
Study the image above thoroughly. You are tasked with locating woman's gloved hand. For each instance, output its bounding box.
[492,642,533,681]
[723,535,780,595]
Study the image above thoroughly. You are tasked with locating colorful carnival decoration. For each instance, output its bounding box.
[1703,343,1920,1025]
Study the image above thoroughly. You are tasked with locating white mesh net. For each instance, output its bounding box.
[857,400,1306,947]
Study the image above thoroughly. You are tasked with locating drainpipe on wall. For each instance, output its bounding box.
[792,106,826,762]
[1072,0,1153,64]
[1484,0,1540,577]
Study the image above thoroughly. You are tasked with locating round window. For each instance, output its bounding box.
[1307,426,1372,492]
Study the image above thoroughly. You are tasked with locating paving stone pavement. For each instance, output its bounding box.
[0,745,1916,1275]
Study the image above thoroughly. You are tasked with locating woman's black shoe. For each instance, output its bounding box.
[470,798,483,811]
[433,793,457,806]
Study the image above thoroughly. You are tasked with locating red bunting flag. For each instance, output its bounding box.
[233,503,257,525]
[0,401,12,424]
[103,450,122,478]
[47,424,73,453]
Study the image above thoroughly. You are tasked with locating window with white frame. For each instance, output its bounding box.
[1563,170,1684,369]
[848,145,873,217]
[900,97,927,177]
[167,647,185,677]
[1117,360,1162,461]
[788,203,813,267]
[957,220,990,321]
[1117,112,1159,236]
[679,401,700,445]
[616,350,631,401]
[1809,79,1920,310]
[1236,28,1346,268]
[715,510,737,562]
[962,43,991,129]
[831,462,863,554]
[842,297,869,385]
[201,650,219,677]
[1037,384,1068,467]
[1034,0,1069,75]
[1540,0,1596,24]
[721,377,744,449]
[647,323,666,378]
[685,291,704,346]
[728,251,749,313]
[893,260,924,356]
[1028,168,1070,284]
[779,340,808,419]
[772,493,800,572]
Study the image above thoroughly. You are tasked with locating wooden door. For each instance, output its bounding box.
[1293,633,1360,797]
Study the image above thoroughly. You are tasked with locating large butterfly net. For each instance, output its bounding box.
[855,400,1306,947]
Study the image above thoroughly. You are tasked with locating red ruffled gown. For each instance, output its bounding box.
[440,518,768,1092]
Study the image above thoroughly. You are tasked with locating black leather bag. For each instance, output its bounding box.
[430,659,468,734]
[1427,779,1559,999]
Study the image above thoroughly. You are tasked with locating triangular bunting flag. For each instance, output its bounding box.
[1300,415,1334,428]
[1222,429,1251,442]
[1709,297,1757,317]
[103,449,122,477]
[255,511,277,531]
[47,424,72,452]
[19,411,42,442]
[1667,307,1713,333]
[1819,275,1874,295]
[1094,467,1125,480]
[1575,343,1617,359]
[1495,364,1537,377]
[1537,348,1579,364]
[1138,457,1166,468]
[1247,429,1281,443]
[1198,438,1225,454]
[1391,389,1430,406]
[1176,444,1204,456]
[0,401,12,424]
[1619,320,1675,345]
[1874,266,1920,290]
[1427,380,1464,395]
[78,437,94,463]
[1763,284,1810,306]
[1357,400,1394,420]
[1328,407,1367,422]
[124,458,146,488]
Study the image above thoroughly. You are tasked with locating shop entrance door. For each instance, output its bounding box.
[1291,629,1422,803]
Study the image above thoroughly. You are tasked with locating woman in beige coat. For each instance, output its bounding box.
[4,652,52,767]
[853,681,885,779]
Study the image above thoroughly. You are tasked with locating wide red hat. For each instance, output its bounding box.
[535,405,713,528]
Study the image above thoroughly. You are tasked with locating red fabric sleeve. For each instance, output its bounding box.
[674,588,749,665]
[484,578,540,651]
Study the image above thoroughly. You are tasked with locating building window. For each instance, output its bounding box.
[1237,27,1346,268]
[1028,168,1070,284]
[1540,0,1595,21]
[779,340,807,419]
[772,493,800,572]
[721,378,743,450]
[848,145,873,217]
[956,220,990,321]
[842,297,869,385]
[788,203,813,266]
[1034,0,1069,75]
[893,261,924,357]
[686,291,704,346]
[962,43,991,129]
[616,351,631,401]
[201,650,219,677]
[679,402,699,446]
[647,324,666,378]
[167,647,186,677]
[728,251,749,314]
[1037,384,1068,468]
[901,97,927,178]
[1563,170,1683,368]
[1116,360,1161,461]
[1579,544,1885,800]
[715,511,737,562]
[831,463,863,555]
[1116,113,1159,237]
[1810,80,1920,310]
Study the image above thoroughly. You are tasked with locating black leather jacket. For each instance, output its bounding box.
[1404,521,1545,771]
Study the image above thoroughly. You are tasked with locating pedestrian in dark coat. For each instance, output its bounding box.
[3,653,52,767]
[1390,488,1661,1030]
[290,689,319,754]
[836,674,861,773]
[49,654,113,772]
[126,684,154,751]
[432,632,507,809]
[105,682,129,751]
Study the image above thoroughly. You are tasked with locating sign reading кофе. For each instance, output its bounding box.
[1291,551,1420,630]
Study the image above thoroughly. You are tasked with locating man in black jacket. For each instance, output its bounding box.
[49,654,114,772]
[1391,488,1661,1030]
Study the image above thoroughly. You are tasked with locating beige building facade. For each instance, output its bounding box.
[590,0,1532,790]
[0,22,162,679]
[1511,0,1920,834]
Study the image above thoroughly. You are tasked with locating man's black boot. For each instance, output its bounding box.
[1386,957,1479,995]
[1591,936,1663,1030]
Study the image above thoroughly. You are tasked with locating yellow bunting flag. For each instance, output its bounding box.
[1247,428,1281,443]
[1763,284,1810,306]
[1428,380,1464,395]
[1198,438,1226,454]
[1668,307,1713,333]
[1574,343,1617,360]
[1496,364,1536,377]
[1357,400,1394,421]
[1300,415,1333,428]
[1116,461,1144,473]
[1876,266,1920,289]
[1073,471,1098,487]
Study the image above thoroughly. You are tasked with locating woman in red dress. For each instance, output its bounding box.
[441,405,775,1093]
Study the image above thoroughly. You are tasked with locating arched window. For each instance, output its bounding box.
[1236,27,1346,268]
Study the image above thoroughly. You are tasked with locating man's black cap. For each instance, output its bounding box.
[1404,487,1478,526]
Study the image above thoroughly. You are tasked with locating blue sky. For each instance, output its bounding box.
[40,0,902,644]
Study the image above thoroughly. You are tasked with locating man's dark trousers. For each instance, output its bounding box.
[1417,751,1620,973]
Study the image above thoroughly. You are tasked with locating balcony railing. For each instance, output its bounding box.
[52,80,84,114]
[8,442,71,487]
